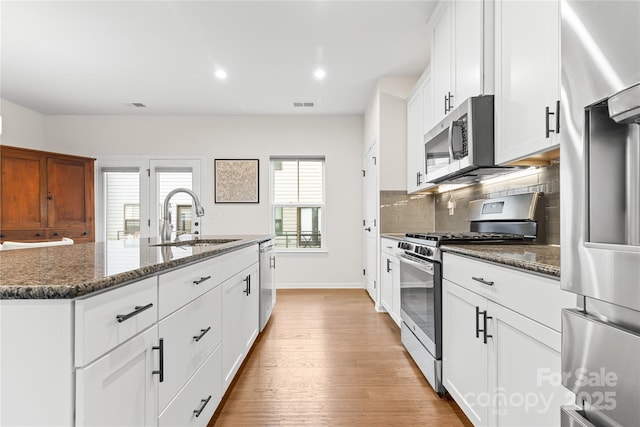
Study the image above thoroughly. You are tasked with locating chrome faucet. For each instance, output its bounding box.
[161,188,205,242]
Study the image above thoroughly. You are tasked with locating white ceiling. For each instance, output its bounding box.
[1,1,436,116]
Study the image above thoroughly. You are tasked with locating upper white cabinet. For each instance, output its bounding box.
[494,0,560,164]
[430,0,486,124]
[407,70,437,194]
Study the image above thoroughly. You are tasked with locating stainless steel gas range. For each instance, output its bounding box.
[398,193,545,395]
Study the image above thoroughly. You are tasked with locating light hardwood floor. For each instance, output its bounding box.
[209,289,472,426]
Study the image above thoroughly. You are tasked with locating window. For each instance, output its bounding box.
[271,157,325,250]
[97,158,201,241]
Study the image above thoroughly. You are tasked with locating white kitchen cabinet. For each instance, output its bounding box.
[430,0,486,124]
[494,0,560,164]
[443,280,489,426]
[442,252,575,426]
[407,69,437,194]
[158,285,222,411]
[158,345,222,427]
[431,2,453,122]
[222,260,259,392]
[380,237,401,327]
[75,326,158,427]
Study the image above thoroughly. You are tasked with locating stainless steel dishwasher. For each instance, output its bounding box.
[259,239,276,331]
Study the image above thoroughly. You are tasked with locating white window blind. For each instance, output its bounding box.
[271,158,325,250]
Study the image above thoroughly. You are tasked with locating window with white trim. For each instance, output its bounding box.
[271,157,325,250]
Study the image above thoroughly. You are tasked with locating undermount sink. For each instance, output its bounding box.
[152,238,240,247]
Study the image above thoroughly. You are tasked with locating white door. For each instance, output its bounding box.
[495,0,560,164]
[241,264,260,354]
[362,143,378,303]
[432,3,453,122]
[149,159,202,241]
[96,158,150,241]
[407,89,424,193]
[442,279,489,427]
[222,272,244,392]
[488,301,573,427]
[75,326,158,427]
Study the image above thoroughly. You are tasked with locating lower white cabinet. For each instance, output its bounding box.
[158,285,222,411]
[75,326,158,427]
[158,345,222,427]
[222,262,259,392]
[442,253,575,426]
[1,242,264,427]
[380,237,401,327]
[442,281,488,425]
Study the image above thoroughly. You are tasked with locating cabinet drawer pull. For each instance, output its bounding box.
[152,338,164,383]
[115,303,153,323]
[476,308,493,344]
[193,326,212,342]
[193,395,212,417]
[483,312,493,344]
[193,275,211,285]
[243,275,251,295]
[472,276,494,286]
[53,232,59,237]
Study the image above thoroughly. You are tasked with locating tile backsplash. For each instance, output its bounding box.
[434,162,560,244]
[380,161,560,244]
[380,191,435,233]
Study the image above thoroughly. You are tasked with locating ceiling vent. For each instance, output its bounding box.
[293,102,315,108]
[131,102,147,108]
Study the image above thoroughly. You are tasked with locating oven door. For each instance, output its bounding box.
[399,253,442,358]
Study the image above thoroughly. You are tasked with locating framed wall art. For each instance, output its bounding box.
[214,159,259,203]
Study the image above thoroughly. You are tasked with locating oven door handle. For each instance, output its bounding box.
[399,253,435,275]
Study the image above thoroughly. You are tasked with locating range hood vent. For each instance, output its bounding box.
[432,166,526,184]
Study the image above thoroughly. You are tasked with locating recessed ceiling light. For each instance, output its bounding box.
[215,69,227,80]
[314,68,326,80]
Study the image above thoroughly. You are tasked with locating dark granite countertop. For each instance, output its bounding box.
[380,233,405,241]
[441,244,560,279]
[0,235,268,299]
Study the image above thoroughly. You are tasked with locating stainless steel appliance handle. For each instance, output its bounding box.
[399,253,435,275]
[448,121,456,160]
[560,406,597,427]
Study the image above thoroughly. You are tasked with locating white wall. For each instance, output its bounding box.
[364,77,416,191]
[39,113,364,288]
[0,99,46,149]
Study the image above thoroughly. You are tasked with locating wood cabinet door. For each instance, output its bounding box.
[442,279,489,426]
[0,147,46,229]
[46,155,94,228]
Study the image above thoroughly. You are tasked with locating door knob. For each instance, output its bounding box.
[364,227,372,232]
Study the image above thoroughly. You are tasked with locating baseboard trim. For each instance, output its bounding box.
[277,282,364,289]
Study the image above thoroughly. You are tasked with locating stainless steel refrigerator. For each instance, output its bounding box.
[560,1,640,425]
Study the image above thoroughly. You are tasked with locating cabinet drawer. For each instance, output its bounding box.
[158,257,222,319]
[381,238,399,256]
[158,344,222,427]
[222,244,258,281]
[75,277,158,367]
[442,252,575,331]
[158,285,222,411]
[47,228,92,240]
[0,229,47,241]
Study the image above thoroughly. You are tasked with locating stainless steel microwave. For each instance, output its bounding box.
[423,95,518,184]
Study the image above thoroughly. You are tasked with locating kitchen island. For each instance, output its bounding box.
[0,235,271,427]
